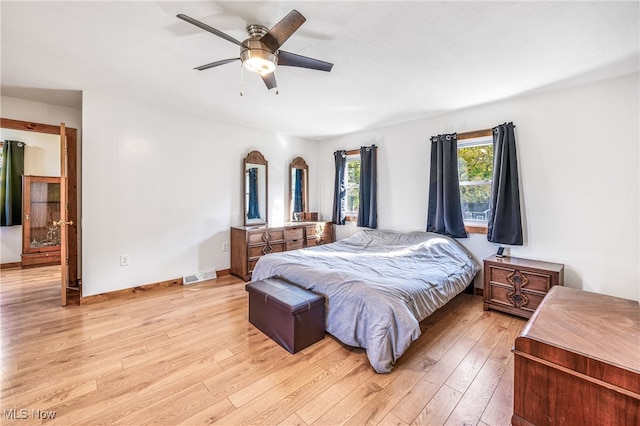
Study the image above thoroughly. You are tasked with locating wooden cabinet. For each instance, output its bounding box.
[22,175,61,267]
[231,222,334,281]
[483,255,564,319]
[512,286,639,425]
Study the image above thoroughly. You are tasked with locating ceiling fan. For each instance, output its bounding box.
[177,10,333,92]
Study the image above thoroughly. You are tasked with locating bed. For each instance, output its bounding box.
[251,229,481,373]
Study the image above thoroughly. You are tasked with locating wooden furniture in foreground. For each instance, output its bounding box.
[512,286,639,425]
[231,222,334,281]
[246,277,325,353]
[483,255,564,319]
[21,175,62,267]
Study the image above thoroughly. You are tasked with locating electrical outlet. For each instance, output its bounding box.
[120,254,130,266]
[222,242,229,252]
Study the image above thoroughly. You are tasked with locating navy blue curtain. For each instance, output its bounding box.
[332,150,347,225]
[357,145,377,229]
[293,168,303,213]
[427,133,467,238]
[247,167,260,219]
[488,122,523,245]
[1,141,26,227]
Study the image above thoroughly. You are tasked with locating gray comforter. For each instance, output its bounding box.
[251,229,480,373]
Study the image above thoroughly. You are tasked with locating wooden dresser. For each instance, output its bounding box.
[231,222,334,281]
[483,255,564,319]
[512,286,639,425]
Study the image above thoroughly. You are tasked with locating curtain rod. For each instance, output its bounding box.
[345,145,378,156]
[457,128,493,140]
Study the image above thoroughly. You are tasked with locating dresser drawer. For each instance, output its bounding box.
[248,230,269,244]
[248,244,269,258]
[247,229,284,244]
[284,227,304,241]
[285,240,304,251]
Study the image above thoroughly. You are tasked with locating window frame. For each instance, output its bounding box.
[457,130,494,235]
[344,150,360,222]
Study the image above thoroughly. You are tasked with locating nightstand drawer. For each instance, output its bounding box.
[488,266,554,294]
[488,283,516,307]
[487,266,516,288]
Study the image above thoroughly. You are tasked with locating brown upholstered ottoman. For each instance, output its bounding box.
[246,277,325,353]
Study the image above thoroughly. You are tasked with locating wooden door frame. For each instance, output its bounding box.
[0,118,79,299]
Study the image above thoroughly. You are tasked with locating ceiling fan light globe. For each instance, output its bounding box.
[240,42,277,75]
[243,57,276,75]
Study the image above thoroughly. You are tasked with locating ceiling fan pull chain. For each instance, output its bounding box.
[240,62,244,96]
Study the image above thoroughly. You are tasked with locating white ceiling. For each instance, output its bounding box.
[1,1,638,139]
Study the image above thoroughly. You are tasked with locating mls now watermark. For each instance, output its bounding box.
[4,408,57,420]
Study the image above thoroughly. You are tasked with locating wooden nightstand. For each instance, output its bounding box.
[483,255,564,319]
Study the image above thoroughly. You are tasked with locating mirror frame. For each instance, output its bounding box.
[289,156,309,222]
[243,150,268,226]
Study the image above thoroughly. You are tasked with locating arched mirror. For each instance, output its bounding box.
[243,150,268,226]
[289,156,308,222]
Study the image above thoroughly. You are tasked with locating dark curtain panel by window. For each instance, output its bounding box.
[357,145,377,229]
[332,150,347,225]
[1,141,25,227]
[427,134,467,238]
[247,167,260,219]
[487,122,523,245]
[293,168,303,213]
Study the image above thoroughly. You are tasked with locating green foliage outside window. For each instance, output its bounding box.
[346,158,360,214]
[458,143,493,219]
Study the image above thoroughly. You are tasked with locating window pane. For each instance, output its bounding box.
[458,142,493,221]
[345,156,360,216]
[460,184,491,220]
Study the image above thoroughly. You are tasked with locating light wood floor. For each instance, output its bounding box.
[1,266,525,425]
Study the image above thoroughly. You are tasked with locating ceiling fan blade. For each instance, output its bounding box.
[261,10,306,53]
[194,58,240,71]
[260,72,277,90]
[177,14,247,48]
[277,51,333,72]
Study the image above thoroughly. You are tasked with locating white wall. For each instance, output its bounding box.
[0,97,81,264]
[317,73,640,301]
[81,92,318,296]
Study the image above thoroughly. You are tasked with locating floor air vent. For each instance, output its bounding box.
[182,269,217,285]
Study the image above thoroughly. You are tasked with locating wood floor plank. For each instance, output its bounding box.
[249,352,365,425]
[444,314,513,393]
[390,335,476,424]
[480,357,515,426]
[295,363,373,425]
[411,384,463,426]
[443,358,508,425]
[344,369,424,425]
[0,266,520,425]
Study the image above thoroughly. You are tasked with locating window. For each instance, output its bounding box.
[458,135,493,228]
[345,153,360,220]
